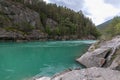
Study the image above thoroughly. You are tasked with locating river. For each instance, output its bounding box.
[0,40,96,80]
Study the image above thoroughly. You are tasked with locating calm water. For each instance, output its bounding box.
[0,40,96,80]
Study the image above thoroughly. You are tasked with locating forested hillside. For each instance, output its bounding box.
[0,0,100,41]
[98,16,120,39]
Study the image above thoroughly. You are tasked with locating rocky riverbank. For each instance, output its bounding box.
[0,0,99,42]
[0,28,95,42]
[33,36,120,80]
[34,67,120,80]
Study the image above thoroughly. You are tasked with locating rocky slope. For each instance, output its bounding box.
[77,36,120,68]
[32,36,120,80]
[0,0,48,41]
[34,67,120,80]
[0,0,100,41]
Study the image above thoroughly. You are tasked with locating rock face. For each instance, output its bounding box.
[76,48,111,67]
[0,0,42,29]
[0,28,47,41]
[26,30,48,40]
[109,54,120,71]
[35,77,50,80]
[0,28,25,40]
[77,36,120,68]
[0,0,49,41]
[46,18,58,31]
[35,67,120,80]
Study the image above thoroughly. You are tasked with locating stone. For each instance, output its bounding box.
[35,77,50,80]
[46,18,58,31]
[36,67,120,80]
[77,36,120,68]
[109,54,120,71]
[76,48,111,67]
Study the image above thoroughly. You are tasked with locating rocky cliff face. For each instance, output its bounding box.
[0,0,47,41]
[0,0,42,29]
[0,0,98,41]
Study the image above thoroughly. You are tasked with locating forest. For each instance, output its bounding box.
[2,0,101,40]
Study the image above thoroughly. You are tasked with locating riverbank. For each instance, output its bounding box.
[0,28,96,42]
[0,0,100,43]
[35,35,120,80]
[0,40,93,80]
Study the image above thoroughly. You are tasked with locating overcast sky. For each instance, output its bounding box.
[43,0,120,25]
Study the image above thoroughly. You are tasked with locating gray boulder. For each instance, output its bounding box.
[76,48,111,67]
[77,36,120,68]
[36,67,120,80]
[109,54,120,71]
[46,18,58,31]
[27,30,48,40]
[0,28,24,40]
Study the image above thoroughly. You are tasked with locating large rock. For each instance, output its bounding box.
[36,67,120,80]
[26,30,48,40]
[0,28,25,40]
[109,54,120,71]
[35,77,50,80]
[77,36,120,68]
[0,28,48,41]
[46,18,58,31]
[76,48,111,67]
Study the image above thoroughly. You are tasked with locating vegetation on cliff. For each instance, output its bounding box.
[0,0,100,40]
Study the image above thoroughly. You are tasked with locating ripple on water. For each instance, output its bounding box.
[0,40,95,80]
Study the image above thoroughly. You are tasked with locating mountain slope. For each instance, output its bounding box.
[97,19,112,30]
[97,16,120,39]
[0,0,100,41]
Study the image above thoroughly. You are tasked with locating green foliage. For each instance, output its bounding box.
[4,26,16,31]
[45,25,51,35]
[0,13,11,27]
[114,23,120,35]
[5,0,100,39]
[14,22,34,33]
[54,27,60,35]
[99,16,120,39]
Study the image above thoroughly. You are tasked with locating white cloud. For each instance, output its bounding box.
[43,0,120,25]
[43,0,50,3]
[84,0,120,25]
[104,0,120,8]
[44,0,84,11]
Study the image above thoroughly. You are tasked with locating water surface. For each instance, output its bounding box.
[0,40,96,80]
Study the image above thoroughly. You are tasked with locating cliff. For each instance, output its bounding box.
[0,0,47,41]
[0,0,100,41]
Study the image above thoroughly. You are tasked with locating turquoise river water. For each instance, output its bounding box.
[0,40,96,80]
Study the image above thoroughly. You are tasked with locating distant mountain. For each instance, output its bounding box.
[97,16,120,39]
[97,19,112,30]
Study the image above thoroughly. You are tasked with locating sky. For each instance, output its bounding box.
[43,0,120,25]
